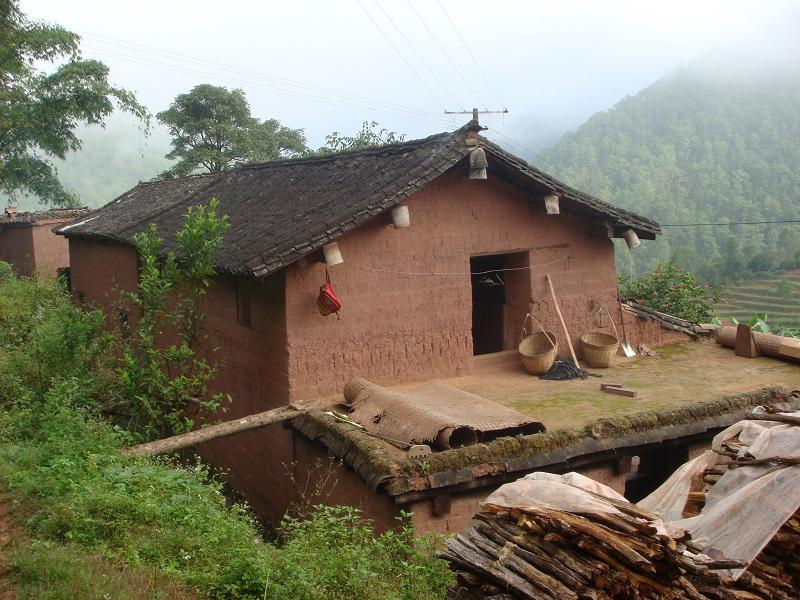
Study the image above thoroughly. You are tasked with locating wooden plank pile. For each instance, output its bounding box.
[689,513,800,599]
[439,500,713,599]
[679,413,800,599]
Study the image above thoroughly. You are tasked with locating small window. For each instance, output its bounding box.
[236,279,252,327]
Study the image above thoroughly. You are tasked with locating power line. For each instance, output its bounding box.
[81,45,453,129]
[354,0,447,111]
[372,1,465,111]
[660,220,800,227]
[79,30,452,127]
[405,0,487,109]
[434,0,506,109]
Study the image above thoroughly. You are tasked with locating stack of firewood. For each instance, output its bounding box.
[439,501,712,599]
[691,526,799,599]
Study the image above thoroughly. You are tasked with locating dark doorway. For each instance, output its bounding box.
[471,254,507,355]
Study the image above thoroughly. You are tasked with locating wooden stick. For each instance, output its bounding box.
[545,274,580,369]
[123,405,303,457]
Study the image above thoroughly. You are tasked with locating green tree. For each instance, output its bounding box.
[157,84,307,177]
[0,1,148,206]
[317,120,405,154]
[118,198,230,440]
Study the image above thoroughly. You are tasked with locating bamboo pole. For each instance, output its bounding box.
[123,405,303,457]
[545,274,580,369]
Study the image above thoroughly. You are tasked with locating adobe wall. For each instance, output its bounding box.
[30,222,72,277]
[284,170,629,400]
[0,227,35,276]
[69,238,139,314]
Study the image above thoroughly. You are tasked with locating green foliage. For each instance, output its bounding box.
[620,258,723,322]
[267,506,451,599]
[118,198,230,440]
[0,392,272,598]
[0,0,148,206]
[0,265,115,407]
[0,259,452,599]
[730,312,799,338]
[157,84,307,177]
[776,278,795,300]
[317,121,406,154]
[538,61,800,283]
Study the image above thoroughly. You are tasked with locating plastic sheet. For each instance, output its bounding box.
[639,409,800,579]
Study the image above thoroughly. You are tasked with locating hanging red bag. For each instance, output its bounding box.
[317,269,342,316]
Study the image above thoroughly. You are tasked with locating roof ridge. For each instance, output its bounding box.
[239,130,457,171]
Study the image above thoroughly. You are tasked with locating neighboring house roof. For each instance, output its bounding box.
[0,207,91,228]
[56,125,661,278]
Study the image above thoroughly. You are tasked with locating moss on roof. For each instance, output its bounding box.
[292,386,793,495]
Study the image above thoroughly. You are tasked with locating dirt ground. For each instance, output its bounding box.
[439,339,800,431]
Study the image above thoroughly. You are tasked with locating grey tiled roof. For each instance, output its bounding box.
[57,127,660,277]
[1,207,91,227]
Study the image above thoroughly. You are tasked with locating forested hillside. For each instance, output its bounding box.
[538,61,800,284]
[0,115,171,212]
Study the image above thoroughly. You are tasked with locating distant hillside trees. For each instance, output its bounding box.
[0,0,148,206]
[157,84,308,177]
[538,61,800,284]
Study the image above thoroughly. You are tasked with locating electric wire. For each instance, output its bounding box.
[405,0,487,109]
[434,0,506,109]
[82,45,453,129]
[660,220,800,227]
[362,255,570,276]
[372,0,465,111]
[354,0,447,111]
[79,30,451,126]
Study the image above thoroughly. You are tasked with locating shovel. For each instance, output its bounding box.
[617,291,636,357]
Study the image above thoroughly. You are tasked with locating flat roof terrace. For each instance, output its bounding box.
[293,340,800,500]
[439,340,800,431]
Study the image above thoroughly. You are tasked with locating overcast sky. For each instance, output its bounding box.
[22,0,800,155]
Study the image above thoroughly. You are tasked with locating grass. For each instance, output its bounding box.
[11,540,198,600]
[0,268,452,599]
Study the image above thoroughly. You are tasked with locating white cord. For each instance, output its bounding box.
[360,255,571,277]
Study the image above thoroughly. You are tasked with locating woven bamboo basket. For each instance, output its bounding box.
[518,313,557,375]
[581,306,620,368]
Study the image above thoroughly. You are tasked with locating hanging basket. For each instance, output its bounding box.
[581,305,619,368]
[518,313,557,375]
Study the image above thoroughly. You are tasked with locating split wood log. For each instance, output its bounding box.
[123,405,303,457]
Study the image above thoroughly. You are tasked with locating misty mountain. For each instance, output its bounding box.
[536,60,800,283]
[1,115,172,212]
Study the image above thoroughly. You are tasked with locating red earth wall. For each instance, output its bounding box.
[0,228,34,276]
[282,170,678,400]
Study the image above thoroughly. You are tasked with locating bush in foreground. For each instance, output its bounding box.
[0,267,451,599]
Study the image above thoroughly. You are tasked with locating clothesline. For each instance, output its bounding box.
[360,255,572,277]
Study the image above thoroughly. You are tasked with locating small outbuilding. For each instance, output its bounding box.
[59,122,697,527]
[0,206,90,277]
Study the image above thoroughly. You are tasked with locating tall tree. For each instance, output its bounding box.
[317,120,405,154]
[0,0,148,206]
[157,85,307,177]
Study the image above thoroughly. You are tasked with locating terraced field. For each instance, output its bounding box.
[716,270,800,328]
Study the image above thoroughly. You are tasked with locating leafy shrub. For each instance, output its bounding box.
[117,198,230,440]
[0,265,115,406]
[266,505,452,600]
[620,258,723,322]
[0,390,271,598]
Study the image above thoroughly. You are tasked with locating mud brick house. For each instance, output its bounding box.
[58,121,763,531]
[0,206,90,277]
